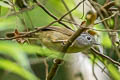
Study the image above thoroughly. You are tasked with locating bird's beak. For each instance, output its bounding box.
[93,42,100,45]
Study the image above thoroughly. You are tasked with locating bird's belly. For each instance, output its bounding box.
[66,46,91,53]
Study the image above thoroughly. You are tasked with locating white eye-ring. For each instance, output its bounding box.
[86,36,91,41]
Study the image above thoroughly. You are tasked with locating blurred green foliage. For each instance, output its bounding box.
[0,40,62,80]
[0,59,39,80]
[0,0,119,80]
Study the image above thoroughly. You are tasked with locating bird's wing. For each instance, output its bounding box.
[6,26,74,38]
[38,26,74,36]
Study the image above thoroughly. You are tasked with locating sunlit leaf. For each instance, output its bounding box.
[115,0,120,6]
[0,1,12,8]
[104,60,120,80]
[21,44,63,59]
[0,41,30,70]
[0,59,39,80]
[0,41,62,61]
[0,17,24,31]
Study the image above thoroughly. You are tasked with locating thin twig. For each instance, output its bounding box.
[61,0,75,22]
[43,59,49,80]
[59,0,85,21]
[61,0,78,30]
[108,8,118,11]
[8,6,34,16]
[80,0,85,19]
[95,11,119,25]
[92,55,98,80]
[113,12,119,30]
[91,48,120,66]
[62,20,120,32]
[95,62,111,78]
[102,1,115,10]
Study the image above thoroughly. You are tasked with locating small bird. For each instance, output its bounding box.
[6,26,98,53]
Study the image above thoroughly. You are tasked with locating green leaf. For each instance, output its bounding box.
[21,44,63,59]
[0,17,24,31]
[0,1,11,8]
[104,60,120,80]
[0,41,31,70]
[0,41,62,61]
[0,59,39,80]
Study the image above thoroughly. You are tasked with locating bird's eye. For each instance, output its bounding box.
[86,36,91,40]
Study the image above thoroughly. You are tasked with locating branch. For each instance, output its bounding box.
[8,6,34,16]
[91,48,120,66]
[102,1,115,10]
[59,0,85,21]
[95,62,111,78]
[62,20,120,32]
[61,0,75,22]
[43,59,49,80]
[95,11,119,25]
[92,56,98,80]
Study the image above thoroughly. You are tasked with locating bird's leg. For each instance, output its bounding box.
[52,39,68,45]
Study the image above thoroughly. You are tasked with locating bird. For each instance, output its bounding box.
[6,25,98,53]
[6,11,98,53]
